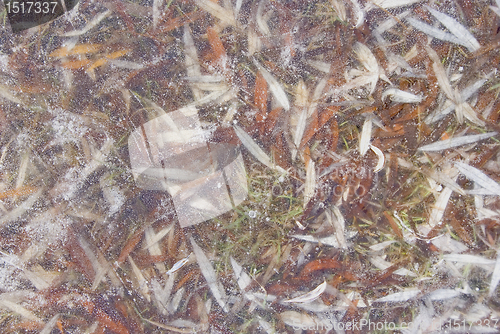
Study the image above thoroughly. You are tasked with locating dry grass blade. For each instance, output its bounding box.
[0,298,42,322]
[190,237,229,312]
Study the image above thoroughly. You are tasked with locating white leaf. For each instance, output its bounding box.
[354,42,378,74]
[196,0,236,27]
[0,299,41,322]
[144,225,174,250]
[256,1,270,35]
[426,289,462,301]
[63,10,111,37]
[456,102,485,126]
[292,107,308,160]
[128,256,150,302]
[455,162,500,196]
[290,234,340,248]
[428,186,453,228]
[426,6,480,52]
[326,205,346,249]
[304,160,316,207]
[231,257,252,291]
[381,88,422,103]
[418,132,497,152]
[0,189,43,227]
[233,125,286,173]
[491,5,500,17]
[407,17,462,45]
[282,281,327,304]
[443,253,496,265]
[253,60,290,110]
[426,47,455,101]
[369,240,395,251]
[40,314,60,334]
[374,289,420,303]
[0,85,23,105]
[490,251,500,296]
[280,311,323,328]
[167,255,190,275]
[359,116,372,156]
[190,237,229,312]
[350,0,364,28]
[370,145,385,172]
[370,0,421,9]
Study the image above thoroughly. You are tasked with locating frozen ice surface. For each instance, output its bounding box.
[129,107,248,227]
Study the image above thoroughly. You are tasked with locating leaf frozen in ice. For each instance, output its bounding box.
[381,88,423,103]
[233,125,286,173]
[196,0,237,27]
[253,59,290,111]
[443,253,496,265]
[418,132,497,152]
[369,0,421,9]
[359,116,372,156]
[425,6,480,52]
[304,160,316,207]
[455,162,500,196]
[282,281,327,304]
[190,237,229,312]
[490,252,500,296]
[407,17,462,48]
[373,289,420,303]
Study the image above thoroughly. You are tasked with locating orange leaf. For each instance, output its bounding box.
[383,211,403,238]
[300,110,319,148]
[207,26,226,60]
[107,49,131,60]
[255,72,268,129]
[299,258,340,277]
[175,269,198,290]
[49,44,102,57]
[264,107,283,135]
[319,106,340,128]
[87,58,109,72]
[95,308,130,334]
[60,59,91,69]
[115,228,145,266]
[0,186,37,199]
[160,11,203,34]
